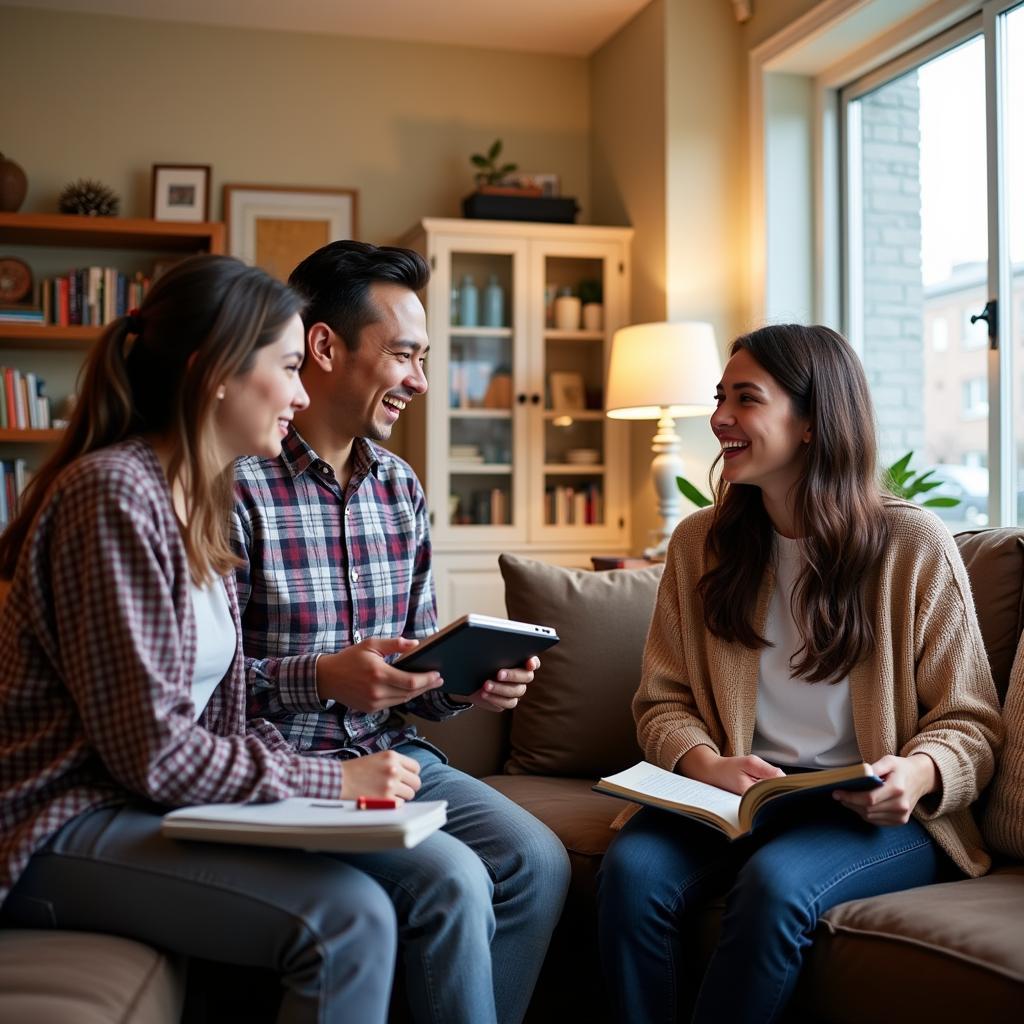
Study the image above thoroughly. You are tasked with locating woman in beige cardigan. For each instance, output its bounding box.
[596,324,1002,1024]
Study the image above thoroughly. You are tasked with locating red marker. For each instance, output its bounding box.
[356,796,398,810]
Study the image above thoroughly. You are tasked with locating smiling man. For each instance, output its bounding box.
[230,240,569,1024]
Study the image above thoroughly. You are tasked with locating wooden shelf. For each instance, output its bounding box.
[0,212,224,252]
[545,329,604,342]
[0,429,62,443]
[448,463,512,474]
[450,326,513,338]
[448,408,512,419]
[0,325,102,350]
[544,464,606,474]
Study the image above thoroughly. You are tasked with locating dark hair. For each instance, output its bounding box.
[697,323,889,684]
[0,254,303,582]
[288,240,430,352]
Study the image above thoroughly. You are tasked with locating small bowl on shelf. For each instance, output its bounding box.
[565,448,600,465]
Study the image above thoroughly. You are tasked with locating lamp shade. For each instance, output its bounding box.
[605,321,722,420]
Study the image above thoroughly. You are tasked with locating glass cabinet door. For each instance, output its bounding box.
[529,240,627,543]
[428,237,529,544]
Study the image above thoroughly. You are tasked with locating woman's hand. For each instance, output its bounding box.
[339,750,422,803]
[833,753,938,825]
[679,745,786,795]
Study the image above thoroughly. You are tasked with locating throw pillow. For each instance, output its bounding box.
[955,529,1024,702]
[499,553,663,778]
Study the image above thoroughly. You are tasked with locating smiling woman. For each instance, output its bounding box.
[597,322,1002,1024]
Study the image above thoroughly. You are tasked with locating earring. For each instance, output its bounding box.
[216,386,226,401]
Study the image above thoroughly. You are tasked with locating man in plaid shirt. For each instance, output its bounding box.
[232,241,569,1024]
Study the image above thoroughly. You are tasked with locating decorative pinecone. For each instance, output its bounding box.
[58,178,120,217]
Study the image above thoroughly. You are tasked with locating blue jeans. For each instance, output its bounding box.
[597,797,945,1024]
[339,743,570,1024]
[2,802,397,1024]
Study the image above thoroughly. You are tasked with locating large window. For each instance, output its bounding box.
[842,1,1024,527]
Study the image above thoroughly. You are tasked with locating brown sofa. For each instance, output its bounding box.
[2,527,1021,1022]
[416,528,1024,1023]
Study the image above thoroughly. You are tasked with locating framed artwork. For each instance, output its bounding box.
[223,184,359,281]
[151,164,211,222]
[548,371,586,410]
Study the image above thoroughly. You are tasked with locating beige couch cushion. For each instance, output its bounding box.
[955,528,1024,701]
[0,930,185,1024]
[804,868,1024,1022]
[499,554,663,777]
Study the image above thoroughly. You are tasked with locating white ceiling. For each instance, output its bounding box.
[3,0,655,56]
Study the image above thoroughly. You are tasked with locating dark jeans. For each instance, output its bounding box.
[596,797,946,1024]
[2,803,397,1024]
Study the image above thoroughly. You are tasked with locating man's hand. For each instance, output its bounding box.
[316,637,442,713]
[450,656,540,713]
[833,753,937,826]
[339,750,422,803]
[679,745,786,795]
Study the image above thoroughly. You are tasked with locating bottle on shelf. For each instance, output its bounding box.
[458,274,479,327]
[483,274,504,328]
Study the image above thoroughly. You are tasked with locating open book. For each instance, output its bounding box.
[162,798,447,852]
[594,761,883,840]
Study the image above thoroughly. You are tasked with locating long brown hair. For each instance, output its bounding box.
[0,254,302,583]
[697,323,889,683]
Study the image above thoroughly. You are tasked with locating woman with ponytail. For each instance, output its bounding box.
[0,255,396,1024]
[597,323,1002,1023]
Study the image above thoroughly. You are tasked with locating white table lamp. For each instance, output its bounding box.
[606,321,722,559]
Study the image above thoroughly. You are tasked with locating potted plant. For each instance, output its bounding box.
[470,140,539,196]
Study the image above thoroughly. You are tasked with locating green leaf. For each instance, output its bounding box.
[470,154,489,167]
[488,138,502,160]
[676,476,713,508]
[922,497,960,508]
[912,479,943,494]
[499,162,518,176]
[887,452,914,478]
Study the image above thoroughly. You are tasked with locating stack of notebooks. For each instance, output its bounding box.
[162,798,448,852]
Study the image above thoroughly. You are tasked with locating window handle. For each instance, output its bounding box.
[970,299,998,350]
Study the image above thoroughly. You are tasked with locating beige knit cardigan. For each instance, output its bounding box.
[634,500,1003,877]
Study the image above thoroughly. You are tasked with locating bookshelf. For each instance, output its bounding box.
[0,213,224,520]
[400,217,633,621]
[0,211,223,426]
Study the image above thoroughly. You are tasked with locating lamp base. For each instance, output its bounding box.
[644,410,684,563]
[643,534,672,563]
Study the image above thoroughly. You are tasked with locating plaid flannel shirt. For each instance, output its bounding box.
[0,439,344,902]
[232,429,466,757]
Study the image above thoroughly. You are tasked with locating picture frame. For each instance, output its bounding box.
[151,164,211,222]
[223,184,359,282]
[548,371,586,410]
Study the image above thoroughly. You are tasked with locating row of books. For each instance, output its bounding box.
[451,487,509,526]
[544,483,604,526]
[4,268,153,328]
[0,368,51,430]
[0,459,29,528]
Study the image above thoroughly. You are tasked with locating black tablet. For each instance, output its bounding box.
[394,614,560,696]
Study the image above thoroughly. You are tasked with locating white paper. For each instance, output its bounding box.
[600,762,741,830]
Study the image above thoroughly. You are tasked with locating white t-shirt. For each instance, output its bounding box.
[189,577,236,721]
[751,533,861,769]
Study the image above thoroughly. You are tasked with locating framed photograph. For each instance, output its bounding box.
[530,173,561,198]
[223,184,359,282]
[151,164,211,222]
[549,371,586,410]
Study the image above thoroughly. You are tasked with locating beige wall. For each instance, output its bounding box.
[0,6,590,243]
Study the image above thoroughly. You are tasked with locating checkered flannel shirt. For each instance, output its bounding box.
[0,438,344,902]
[232,429,467,757]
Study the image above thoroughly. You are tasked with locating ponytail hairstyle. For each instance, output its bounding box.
[0,254,303,583]
[696,324,889,683]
